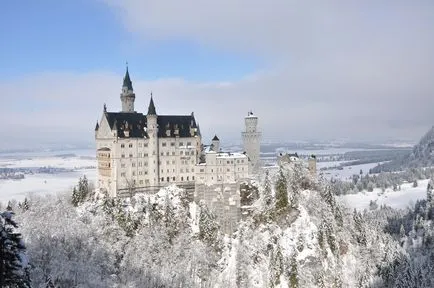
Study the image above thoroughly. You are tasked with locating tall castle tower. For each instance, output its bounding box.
[120,67,136,112]
[146,95,159,188]
[242,111,261,173]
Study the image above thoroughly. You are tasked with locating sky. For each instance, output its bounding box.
[1,1,434,149]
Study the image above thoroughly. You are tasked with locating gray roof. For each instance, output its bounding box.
[101,112,200,138]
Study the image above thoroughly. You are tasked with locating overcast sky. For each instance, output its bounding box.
[1,1,434,149]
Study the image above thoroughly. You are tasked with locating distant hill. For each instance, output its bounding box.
[371,126,434,173]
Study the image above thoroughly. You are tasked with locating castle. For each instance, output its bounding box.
[95,68,262,199]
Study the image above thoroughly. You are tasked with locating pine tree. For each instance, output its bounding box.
[268,244,283,288]
[164,193,177,242]
[71,186,80,207]
[289,253,299,288]
[263,170,273,208]
[275,167,288,212]
[427,180,433,206]
[21,198,30,212]
[0,211,31,288]
[198,203,220,249]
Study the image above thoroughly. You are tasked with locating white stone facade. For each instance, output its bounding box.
[95,68,261,199]
[242,112,262,173]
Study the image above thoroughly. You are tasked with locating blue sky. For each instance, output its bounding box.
[1,1,434,149]
[0,0,259,82]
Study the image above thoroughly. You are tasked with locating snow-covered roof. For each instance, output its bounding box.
[215,152,247,159]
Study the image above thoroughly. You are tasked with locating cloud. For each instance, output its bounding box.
[1,1,434,148]
[99,0,434,141]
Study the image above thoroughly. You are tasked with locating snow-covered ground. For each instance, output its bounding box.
[340,179,429,210]
[320,162,380,181]
[0,149,96,205]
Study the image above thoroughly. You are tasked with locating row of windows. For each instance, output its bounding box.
[159,150,196,156]
[120,141,194,149]
[161,168,194,173]
[161,176,194,182]
[197,167,245,173]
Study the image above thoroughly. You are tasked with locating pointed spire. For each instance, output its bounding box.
[95,121,99,131]
[122,64,133,91]
[103,103,107,113]
[212,135,219,141]
[147,93,156,115]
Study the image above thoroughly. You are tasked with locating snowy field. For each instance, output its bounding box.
[319,162,380,181]
[0,149,96,205]
[340,179,429,211]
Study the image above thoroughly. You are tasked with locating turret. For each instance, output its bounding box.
[241,111,262,174]
[211,135,220,152]
[120,66,136,112]
[308,155,317,176]
[146,94,159,188]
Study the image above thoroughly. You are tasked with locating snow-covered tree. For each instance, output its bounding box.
[288,253,299,288]
[0,211,31,288]
[275,167,288,212]
[263,170,273,209]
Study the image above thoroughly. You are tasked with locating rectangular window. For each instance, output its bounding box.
[171,142,175,147]
[179,142,184,147]
[144,153,148,157]
[161,152,164,156]
[144,143,148,147]
[144,162,148,166]
[138,162,142,167]
[139,171,142,175]
[185,151,189,156]
[121,144,125,148]
[162,142,167,147]
[121,163,126,168]
[166,161,170,165]
[129,143,133,148]
[132,162,136,167]
[166,152,169,156]
[121,154,125,158]
[121,172,126,177]
[172,151,175,156]
[139,180,143,184]
[129,154,133,158]
[187,142,191,146]
[132,171,136,176]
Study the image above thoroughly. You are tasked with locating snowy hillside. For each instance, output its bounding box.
[3,161,411,287]
[371,126,434,172]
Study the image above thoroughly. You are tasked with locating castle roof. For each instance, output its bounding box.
[123,67,133,91]
[147,96,156,115]
[104,112,200,138]
[212,135,219,141]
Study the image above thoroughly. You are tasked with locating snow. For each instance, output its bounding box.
[320,162,380,181]
[0,149,96,204]
[340,179,429,210]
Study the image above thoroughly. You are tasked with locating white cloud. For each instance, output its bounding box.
[2,1,434,148]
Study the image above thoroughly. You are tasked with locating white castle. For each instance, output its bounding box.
[95,68,261,199]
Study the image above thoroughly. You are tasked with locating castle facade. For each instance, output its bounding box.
[95,68,261,198]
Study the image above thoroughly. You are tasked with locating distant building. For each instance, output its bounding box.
[277,152,317,176]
